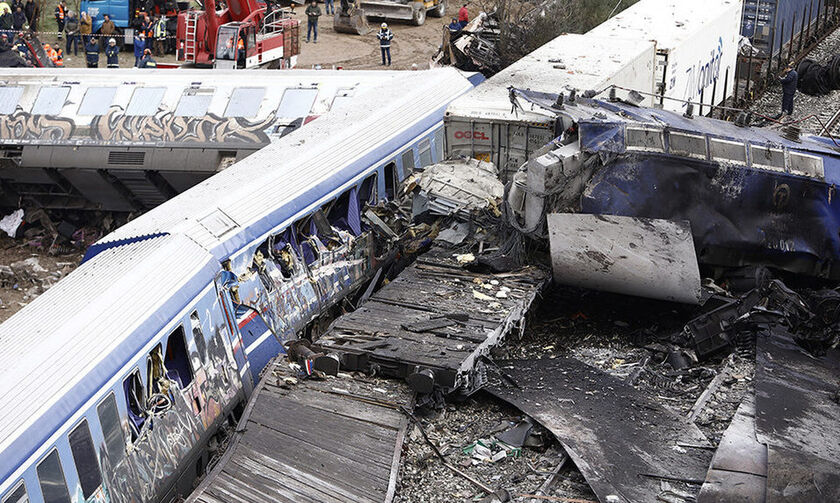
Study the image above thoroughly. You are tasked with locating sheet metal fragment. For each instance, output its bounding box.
[488,357,712,503]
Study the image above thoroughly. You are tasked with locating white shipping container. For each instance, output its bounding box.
[445,34,656,179]
[588,0,742,113]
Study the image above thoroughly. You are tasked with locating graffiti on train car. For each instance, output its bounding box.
[0,109,77,141]
[0,106,275,144]
[98,301,242,503]
[90,106,275,144]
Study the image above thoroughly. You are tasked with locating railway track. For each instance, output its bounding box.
[819,107,840,136]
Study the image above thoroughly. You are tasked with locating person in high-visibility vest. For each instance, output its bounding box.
[236,35,245,68]
[153,16,166,56]
[54,1,66,39]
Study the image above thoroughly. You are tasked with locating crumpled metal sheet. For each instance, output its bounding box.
[547,214,702,304]
[754,330,840,502]
[414,158,504,216]
[488,357,713,503]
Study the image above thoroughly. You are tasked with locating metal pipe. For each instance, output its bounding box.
[733,59,740,106]
[806,0,814,42]
[766,24,776,85]
[699,87,704,116]
[720,67,729,119]
[798,5,807,55]
[777,20,785,70]
[709,77,717,117]
[745,50,754,101]
[789,12,796,63]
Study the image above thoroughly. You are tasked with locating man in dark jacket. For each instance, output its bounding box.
[100,14,116,51]
[105,37,118,67]
[12,6,25,29]
[63,10,80,56]
[85,37,98,67]
[138,47,156,67]
[0,8,13,30]
[54,1,66,37]
[133,31,145,66]
[376,22,393,66]
[23,0,36,30]
[305,0,320,43]
[780,63,798,117]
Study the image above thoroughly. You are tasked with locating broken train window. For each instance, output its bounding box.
[96,392,126,466]
[190,311,207,366]
[359,172,377,205]
[269,228,299,279]
[384,161,398,200]
[122,370,146,441]
[295,216,322,266]
[164,325,194,388]
[146,344,174,415]
[327,187,362,236]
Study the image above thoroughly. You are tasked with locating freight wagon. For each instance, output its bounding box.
[742,0,831,58]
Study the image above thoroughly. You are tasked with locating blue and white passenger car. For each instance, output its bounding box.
[0,67,477,503]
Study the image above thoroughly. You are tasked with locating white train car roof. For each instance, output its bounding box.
[0,67,476,483]
[0,233,217,485]
[587,0,741,52]
[94,67,476,267]
[445,34,656,124]
[0,68,413,142]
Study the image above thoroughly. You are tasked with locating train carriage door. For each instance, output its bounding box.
[214,269,255,395]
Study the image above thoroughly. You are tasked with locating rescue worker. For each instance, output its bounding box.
[377,22,393,66]
[457,2,468,27]
[153,15,165,56]
[305,0,320,43]
[105,36,118,67]
[79,11,92,45]
[138,46,156,67]
[223,34,234,59]
[236,34,245,68]
[44,43,62,66]
[780,62,798,117]
[12,5,24,29]
[100,14,117,51]
[54,0,65,38]
[63,10,79,56]
[84,36,98,67]
[133,31,146,66]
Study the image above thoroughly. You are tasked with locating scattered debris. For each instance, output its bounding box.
[410,158,504,218]
[0,209,23,238]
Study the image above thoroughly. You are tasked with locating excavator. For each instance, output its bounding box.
[176,0,300,68]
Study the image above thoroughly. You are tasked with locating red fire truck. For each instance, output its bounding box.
[177,0,300,69]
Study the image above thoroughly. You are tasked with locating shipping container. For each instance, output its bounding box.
[742,0,828,58]
[445,34,656,180]
[588,0,742,114]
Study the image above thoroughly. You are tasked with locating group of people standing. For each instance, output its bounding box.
[0,0,38,32]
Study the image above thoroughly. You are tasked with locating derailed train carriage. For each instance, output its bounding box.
[506,88,840,299]
[0,68,476,503]
[0,69,422,212]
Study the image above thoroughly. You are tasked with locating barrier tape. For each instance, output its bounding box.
[3,30,177,41]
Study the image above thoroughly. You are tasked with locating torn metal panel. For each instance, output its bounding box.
[697,396,767,503]
[547,214,702,304]
[488,357,713,503]
[314,246,549,394]
[411,158,504,218]
[754,330,840,503]
[189,365,411,503]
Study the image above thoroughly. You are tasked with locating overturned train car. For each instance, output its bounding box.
[0,68,475,503]
[0,69,413,212]
[507,89,840,283]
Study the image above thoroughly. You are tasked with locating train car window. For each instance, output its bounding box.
[36,449,71,503]
[122,370,146,440]
[1,481,27,503]
[401,149,415,174]
[125,87,166,116]
[224,87,266,118]
[190,311,207,364]
[32,87,70,116]
[164,326,194,388]
[271,228,298,278]
[77,87,118,116]
[0,87,24,115]
[358,173,377,205]
[384,162,397,200]
[96,393,126,466]
[418,139,433,168]
[276,88,318,118]
[174,89,214,117]
[434,127,445,162]
[327,188,361,236]
[68,420,102,499]
[330,88,354,111]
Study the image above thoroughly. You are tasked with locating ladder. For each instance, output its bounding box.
[184,11,199,62]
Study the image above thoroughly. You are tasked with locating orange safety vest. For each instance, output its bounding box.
[56,4,65,19]
[237,37,244,50]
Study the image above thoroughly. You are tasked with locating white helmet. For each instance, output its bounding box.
[108,38,116,44]
[381,22,387,29]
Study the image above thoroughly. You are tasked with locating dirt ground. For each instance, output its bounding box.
[39,2,472,70]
